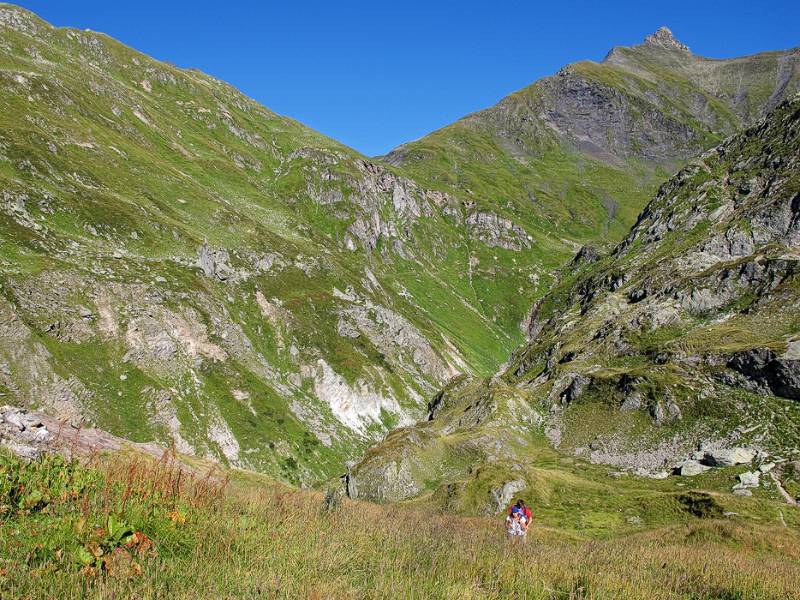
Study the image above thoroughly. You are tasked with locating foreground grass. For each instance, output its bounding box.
[1,451,799,599]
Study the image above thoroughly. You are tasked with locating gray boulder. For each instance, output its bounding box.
[197,241,235,281]
[677,460,711,476]
[738,471,760,488]
[491,479,527,514]
[703,447,756,467]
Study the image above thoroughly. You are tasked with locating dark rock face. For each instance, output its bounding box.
[729,349,800,400]
[536,71,699,165]
[425,377,495,435]
[523,298,546,342]
[506,96,800,453]
[572,245,601,266]
[560,374,591,404]
[427,376,485,420]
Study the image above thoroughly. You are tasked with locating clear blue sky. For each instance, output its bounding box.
[15,1,800,156]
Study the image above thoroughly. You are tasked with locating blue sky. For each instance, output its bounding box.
[16,1,800,156]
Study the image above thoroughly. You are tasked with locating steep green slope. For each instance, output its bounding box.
[0,4,528,483]
[4,447,800,599]
[349,96,800,510]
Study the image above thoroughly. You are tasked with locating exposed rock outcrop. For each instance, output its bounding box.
[729,349,800,400]
[466,212,531,251]
[198,241,236,281]
[643,27,690,52]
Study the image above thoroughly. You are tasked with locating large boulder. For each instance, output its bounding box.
[703,447,756,467]
[676,460,711,476]
[738,471,760,488]
[490,479,526,514]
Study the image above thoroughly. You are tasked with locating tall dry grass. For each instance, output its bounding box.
[2,452,799,599]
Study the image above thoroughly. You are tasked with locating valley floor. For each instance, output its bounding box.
[1,450,799,599]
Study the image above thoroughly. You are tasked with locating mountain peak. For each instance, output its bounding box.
[643,26,690,52]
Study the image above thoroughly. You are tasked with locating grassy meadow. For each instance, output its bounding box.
[1,449,799,600]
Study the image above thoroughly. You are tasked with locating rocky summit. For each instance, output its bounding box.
[0,1,799,511]
[644,26,690,52]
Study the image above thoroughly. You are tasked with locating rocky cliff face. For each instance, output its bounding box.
[508,94,800,431]
[349,96,800,507]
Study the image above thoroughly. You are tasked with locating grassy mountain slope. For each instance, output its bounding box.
[349,96,800,511]
[3,447,800,599]
[0,4,531,484]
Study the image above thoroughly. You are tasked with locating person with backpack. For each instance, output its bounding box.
[508,499,532,522]
[505,506,524,540]
[506,499,532,543]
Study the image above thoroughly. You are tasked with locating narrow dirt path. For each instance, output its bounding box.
[769,471,798,506]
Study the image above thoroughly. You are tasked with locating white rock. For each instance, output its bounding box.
[738,471,760,487]
[311,359,407,434]
[31,427,51,443]
[758,462,775,474]
[732,488,752,497]
[704,447,756,467]
[677,460,711,476]
[4,410,26,431]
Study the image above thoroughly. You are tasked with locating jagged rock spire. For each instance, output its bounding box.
[644,26,690,52]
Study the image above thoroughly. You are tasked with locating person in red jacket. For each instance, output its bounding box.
[508,499,532,528]
[506,499,532,543]
[519,499,532,523]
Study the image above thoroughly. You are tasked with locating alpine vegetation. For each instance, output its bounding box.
[1,3,799,598]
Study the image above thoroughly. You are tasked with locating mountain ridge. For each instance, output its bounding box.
[1,3,798,492]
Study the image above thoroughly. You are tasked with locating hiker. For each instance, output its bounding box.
[518,499,532,525]
[508,499,532,524]
[505,506,522,539]
[506,499,532,543]
[505,505,528,542]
